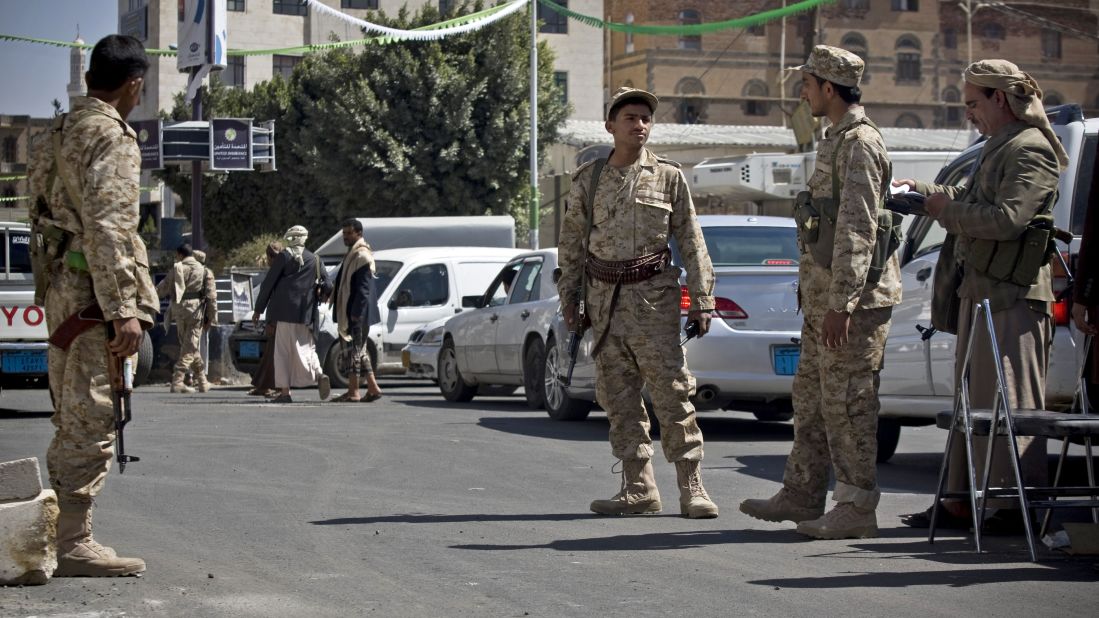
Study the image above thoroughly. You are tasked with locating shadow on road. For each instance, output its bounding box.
[392,397,533,414]
[0,408,52,418]
[476,415,609,442]
[312,512,601,525]
[730,454,943,495]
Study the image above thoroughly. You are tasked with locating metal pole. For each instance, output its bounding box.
[190,66,205,251]
[528,0,539,250]
[779,0,787,128]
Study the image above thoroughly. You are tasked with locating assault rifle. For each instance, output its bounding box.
[105,346,140,474]
[561,299,586,387]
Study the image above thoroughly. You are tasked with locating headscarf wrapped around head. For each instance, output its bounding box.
[284,225,308,269]
[964,59,1069,170]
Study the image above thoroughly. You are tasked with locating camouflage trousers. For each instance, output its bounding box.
[44,266,115,502]
[783,306,892,511]
[590,273,704,462]
[339,324,374,377]
[174,314,205,377]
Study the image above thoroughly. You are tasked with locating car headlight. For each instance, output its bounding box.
[421,326,445,344]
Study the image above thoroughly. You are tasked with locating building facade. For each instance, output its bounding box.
[118,0,604,122]
[0,115,51,217]
[605,0,1099,128]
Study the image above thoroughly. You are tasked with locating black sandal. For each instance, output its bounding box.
[899,502,971,529]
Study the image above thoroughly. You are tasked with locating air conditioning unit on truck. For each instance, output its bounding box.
[691,150,963,219]
[1,221,152,392]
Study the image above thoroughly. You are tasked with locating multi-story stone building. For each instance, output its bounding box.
[0,115,51,217]
[605,0,1099,128]
[119,0,604,122]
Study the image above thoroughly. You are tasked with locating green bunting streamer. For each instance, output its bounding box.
[537,0,835,34]
[0,0,525,58]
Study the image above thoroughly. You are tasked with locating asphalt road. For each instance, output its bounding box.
[1,380,1096,617]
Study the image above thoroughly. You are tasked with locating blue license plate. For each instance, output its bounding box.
[2,350,48,374]
[239,340,262,359]
[772,346,800,376]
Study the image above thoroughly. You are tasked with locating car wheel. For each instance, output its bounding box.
[877,418,902,463]
[323,342,350,390]
[133,331,154,387]
[542,337,592,421]
[438,338,477,402]
[523,338,546,409]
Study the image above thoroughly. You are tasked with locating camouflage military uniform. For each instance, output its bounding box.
[783,103,901,514]
[786,101,905,514]
[28,96,159,503]
[557,147,715,463]
[157,255,217,390]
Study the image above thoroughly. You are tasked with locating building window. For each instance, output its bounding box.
[625,13,635,53]
[218,56,246,88]
[747,23,765,37]
[273,0,307,16]
[227,0,245,11]
[895,112,923,128]
[895,35,921,82]
[439,0,456,15]
[982,22,1005,40]
[743,80,769,117]
[942,28,957,50]
[677,77,705,124]
[891,0,918,11]
[273,54,301,79]
[553,71,568,106]
[1,137,16,163]
[841,33,869,83]
[1042,29,1062,59]
[538,0,568,34]
[342,0,378,8]
[844,0,870,9]
[678,10,701,50]
[796,14,811,37]
[942,87,962,126]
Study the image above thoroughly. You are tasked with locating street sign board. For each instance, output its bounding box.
[131,119,163,170]
[209,118,253,171]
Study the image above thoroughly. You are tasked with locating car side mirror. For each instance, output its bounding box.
[462,295,484,309]
[387,299,398,311]
[552,267,562,284]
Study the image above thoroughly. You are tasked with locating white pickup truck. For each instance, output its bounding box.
[0,221,49,386]
[1,220,153,391]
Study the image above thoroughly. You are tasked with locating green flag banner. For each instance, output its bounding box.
[537,0,835,34]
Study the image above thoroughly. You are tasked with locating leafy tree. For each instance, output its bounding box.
[159,2,569,257]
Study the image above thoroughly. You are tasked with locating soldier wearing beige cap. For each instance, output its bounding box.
[557,87,719,519]
[740,45,902,539]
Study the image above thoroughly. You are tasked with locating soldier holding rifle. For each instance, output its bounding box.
[556,87,719,519]
[28,35,159,577]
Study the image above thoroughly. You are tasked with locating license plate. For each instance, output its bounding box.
[239,340,262,359]
[2,350,48,374]
[401,349,411,368]
[772,346,800,376]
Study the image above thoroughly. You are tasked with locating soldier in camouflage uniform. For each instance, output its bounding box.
[28,35,158,576]
[739,46,902,539]
[157,243,217,393]
[557,87,719,519]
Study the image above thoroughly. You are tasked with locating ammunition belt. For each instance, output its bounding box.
[584,247,671,284]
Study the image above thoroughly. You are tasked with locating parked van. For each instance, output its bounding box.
[230,246,524,385]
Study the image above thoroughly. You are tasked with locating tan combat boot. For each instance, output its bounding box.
[590,459,662,515]
[195,373,211,393]
[739,488,824,524]
[170,371,195,394]
[674,460,719,519]
[796,502,879,539]
[54,501,145,577]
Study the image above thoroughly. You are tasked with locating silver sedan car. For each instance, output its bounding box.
[543,215,802,422]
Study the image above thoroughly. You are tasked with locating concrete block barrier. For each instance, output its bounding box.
[0,457,58,586]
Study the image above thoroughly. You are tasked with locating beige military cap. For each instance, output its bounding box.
[792,44,864,87]
[607,86,659,119]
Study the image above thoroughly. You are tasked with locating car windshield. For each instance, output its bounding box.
[702,225,799,266]
[374,260,402,295]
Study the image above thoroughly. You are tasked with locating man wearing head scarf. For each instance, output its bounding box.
[740,45,901,539]
[894,60,1065,533]
[252,226,332,403]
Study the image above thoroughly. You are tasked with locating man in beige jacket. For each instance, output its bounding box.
[894,59,1066,533]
